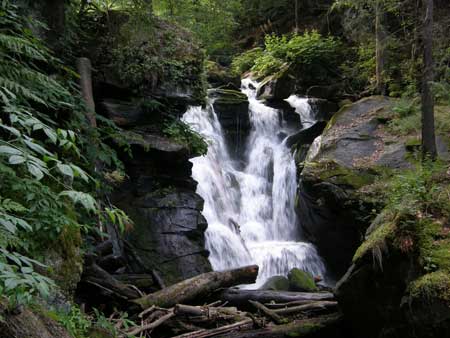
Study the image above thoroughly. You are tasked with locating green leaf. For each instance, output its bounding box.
[8,155,26,164]
[27,162,44,180]
[56,163,74,179]
[0,145,22,155]
[59,190,97,212]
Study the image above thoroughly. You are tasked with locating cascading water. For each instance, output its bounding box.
[182,79,326,287]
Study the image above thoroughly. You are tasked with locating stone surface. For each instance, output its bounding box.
[0,304,71,338]
[297,97,409,278]
[211,89,250,158]
[257,68,295,101]
[288,268,318,292]
[260,276,290,291]
[111,131,212,285]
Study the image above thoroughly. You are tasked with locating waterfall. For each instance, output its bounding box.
[182,79,326,287]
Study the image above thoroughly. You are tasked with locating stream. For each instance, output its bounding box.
[182,79,326,287]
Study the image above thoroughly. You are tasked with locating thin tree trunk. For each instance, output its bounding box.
[375,0,386,95]
[43,0,66,47]
[421,0,437,159]
[294,0,299,33]
[76,58,97,128]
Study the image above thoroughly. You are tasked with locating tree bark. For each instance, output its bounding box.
[43,0,66,46]
[76,58,97,128]
[220,289,334,308]
[134,265,259,309]
[375,0,386,95]
[421,0,437,159]
[294,0,299,33]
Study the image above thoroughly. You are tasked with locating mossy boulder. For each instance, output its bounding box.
[288,268,318,292]
[260,276,290,291]
[0,302,71,338]
[297,96,410,277]
[336,203,450,337]
[83,11,206,107]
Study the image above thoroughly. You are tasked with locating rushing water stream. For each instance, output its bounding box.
[182,79,326,287]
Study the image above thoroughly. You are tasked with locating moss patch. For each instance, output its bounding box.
[288,268,318,292]
[409,271,450,304]
[307,160,376,189]
[353,220,396,263]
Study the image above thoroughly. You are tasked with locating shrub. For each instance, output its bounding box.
[236,31,342,84]
[231,47,264,76]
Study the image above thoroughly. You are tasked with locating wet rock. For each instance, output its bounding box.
[111,130,212,284]
[210,89,250,158]
[260,276,290,291]
[306,84,341,100]
[286,121,327,148]
[288,268,318,292]
[101,99,148,127]
[257,67,295,101]
[297,97,407,277]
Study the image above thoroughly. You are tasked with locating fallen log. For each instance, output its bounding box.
[112,274,155,290]
[220,289,334,308]
[171,318,254,338]
[134,265,259,309]
[214,312,343,338]
[83,263,140,300]
[273,301,338,316]
[248,300,286,325]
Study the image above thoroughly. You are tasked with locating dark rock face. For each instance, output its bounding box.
[286,121,327,148]
[211,89,250,158]
[306,84,342,100]
[111,129,212,285]
[297,97,409,278]
[257,69,295,101]
[0,302,72,338]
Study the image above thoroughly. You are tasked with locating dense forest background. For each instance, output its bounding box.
[1,0,450,337]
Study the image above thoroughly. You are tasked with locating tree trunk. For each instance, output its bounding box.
[43,0,66,47]
[294,0,299,33]
[220,289,334,309]
[76,58,97,128]
[421,0,437,159]
[375,0,386,95]
[134,265,259,309]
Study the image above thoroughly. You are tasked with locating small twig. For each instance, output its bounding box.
[249,300,286,325]
[138,305,156,318]
[124,311,175,337]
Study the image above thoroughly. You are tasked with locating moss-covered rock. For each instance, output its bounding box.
[288,268,318,292]
[0,302,72,338]
[261,275,290,291]
[297,96,410,277]
[336,166,450,338]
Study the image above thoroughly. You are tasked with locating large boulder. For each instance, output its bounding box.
[256,67,295,101]
[297,97,409,277]
[288,268,318,292]
[111,129,212,285]
[0,303,71,338]
[335,210,450,338]
[211,89,250,158]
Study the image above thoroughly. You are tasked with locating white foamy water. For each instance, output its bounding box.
[285,95,315,128]
[182,79,326,287]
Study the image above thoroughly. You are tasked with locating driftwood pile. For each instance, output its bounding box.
[80,261,340,337]
[77,240,340,338]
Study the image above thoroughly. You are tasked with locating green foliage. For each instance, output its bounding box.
[154,0,242,58]
[231,48,263,76]
[48,304,137,338]
[163,120,208,156]
[234,31,342,85]
[0,0,129,306]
